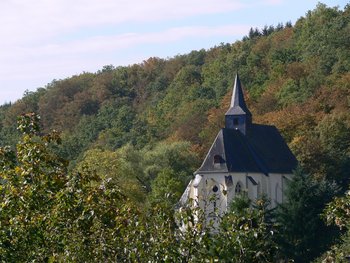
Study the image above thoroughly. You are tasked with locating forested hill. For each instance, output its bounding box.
[1,3,349,184]
[0,3,350,262]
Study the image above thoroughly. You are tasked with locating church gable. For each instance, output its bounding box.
[195,130,228,173]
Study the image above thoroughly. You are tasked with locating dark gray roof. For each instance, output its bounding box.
[225,74,251,117]
[196,124,297,174]
[225,107,247,115]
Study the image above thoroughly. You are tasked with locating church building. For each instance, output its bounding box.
[179,74,297,220]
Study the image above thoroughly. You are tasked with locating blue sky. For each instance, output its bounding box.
[0,0,347,105]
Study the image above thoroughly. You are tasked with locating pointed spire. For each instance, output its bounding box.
[225,73,252,134]
[225,73,251,116]
[231,74,246,109]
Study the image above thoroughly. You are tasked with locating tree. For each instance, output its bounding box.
[149,168,183,205]
[210,195,278,262]
[314,187,350,262]
[0,113,138,261]
[75,148,146,203]
[274,167,339,262]
[0,113,67,261]
[142,141,199,189]
[316,113,350,185]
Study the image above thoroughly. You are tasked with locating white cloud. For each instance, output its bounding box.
[42,25,250,54]
[0,24,251,77]
[0,0,245,45]
[0,0,284,104]
[0,23,251,102]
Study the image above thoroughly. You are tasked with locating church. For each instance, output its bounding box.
[179,74,297,220]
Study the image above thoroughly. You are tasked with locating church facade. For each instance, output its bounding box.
[179,74,297,219]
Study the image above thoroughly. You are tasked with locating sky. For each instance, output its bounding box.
[0,0,347,105]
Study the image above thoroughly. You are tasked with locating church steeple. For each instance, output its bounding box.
[225,74,252,134]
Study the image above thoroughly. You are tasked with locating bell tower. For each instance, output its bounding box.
[225,74,252,135]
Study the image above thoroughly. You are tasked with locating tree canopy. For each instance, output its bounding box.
[0,2,349,262]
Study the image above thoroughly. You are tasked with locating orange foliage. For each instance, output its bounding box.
[286,62,308,81]
[270,27,294,49]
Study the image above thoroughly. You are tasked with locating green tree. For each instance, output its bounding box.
[0,113,138,261]
[0,113,67,261]
[317,189,350,262]
[212,195,278,262]
[149,168,183,205]
[275,167,339,262]
[75,148,146,203]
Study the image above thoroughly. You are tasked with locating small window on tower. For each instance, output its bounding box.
[214,155,224,164]
[233,118,239,125]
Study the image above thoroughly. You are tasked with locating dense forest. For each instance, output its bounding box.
[0,3,350,262]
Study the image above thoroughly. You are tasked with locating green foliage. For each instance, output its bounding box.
[317,113,350,158]
[149,168,183,205]
[0,113,283,261]
[0,113,67,261]
[75,148,146,203]
[313,187,350,262]
[229,192,251,212]
[1,3,349,168]
[74,140,199,206]
[0,3,349,261]
[214,196,278,262]
[275,167,339,262]
[291,113,350,184]
[143,141,199,178]
[277,79,308,106]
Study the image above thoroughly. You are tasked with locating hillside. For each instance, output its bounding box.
[1,3,349,181]
[0,3,350,261]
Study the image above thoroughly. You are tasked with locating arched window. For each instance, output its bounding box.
[235,182,242,195]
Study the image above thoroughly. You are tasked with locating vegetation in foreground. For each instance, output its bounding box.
[0,2,349,262]
[0,112,346,262]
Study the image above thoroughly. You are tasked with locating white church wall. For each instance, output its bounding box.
[188,172,294,216]
[205,174,228,216]
[268,174,282,207]
[192,172,267,213]
[244,173,263,201]
[268,173,293,207]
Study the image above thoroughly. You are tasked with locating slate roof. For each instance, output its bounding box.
[225,74,252,117]
[196,124,297,174]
